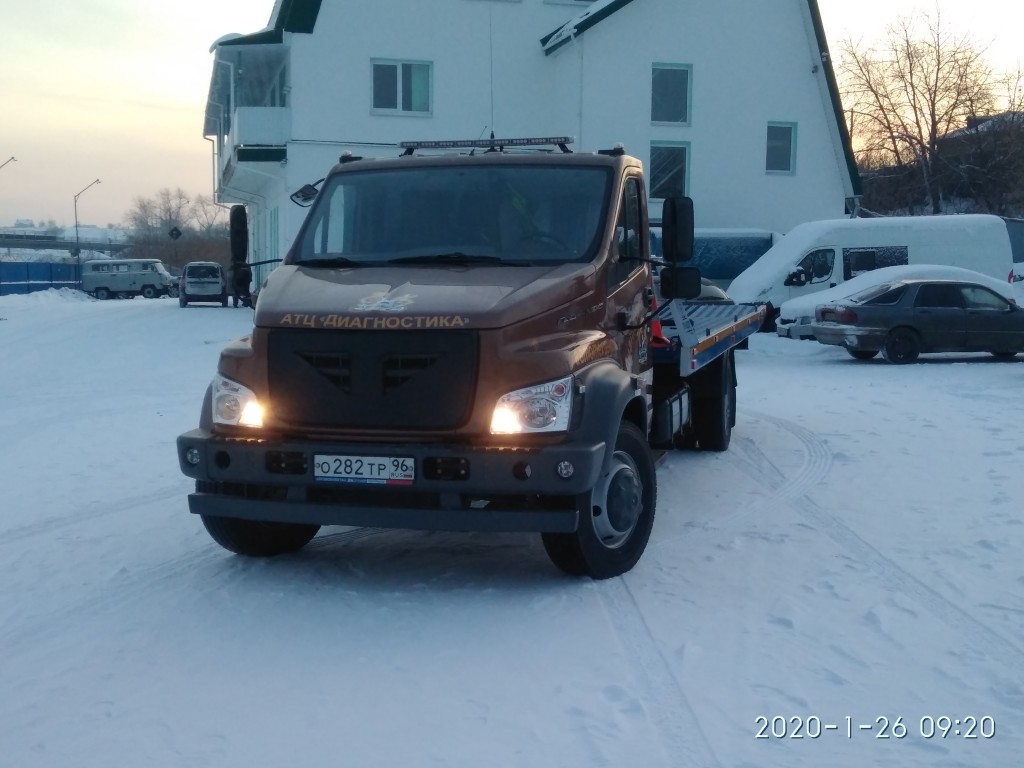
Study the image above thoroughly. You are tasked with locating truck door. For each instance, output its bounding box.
[785,247,836,300]
[605,176,650,372]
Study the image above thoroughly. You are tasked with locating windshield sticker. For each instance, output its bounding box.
[352,292,416,312]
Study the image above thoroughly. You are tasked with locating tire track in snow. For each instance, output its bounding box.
[0,483,189,546]
[597,577,722,768]
[0,527,384,651]
[735,408,1024,668]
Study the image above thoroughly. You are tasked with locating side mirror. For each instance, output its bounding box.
[290,184,321,207]
[660,197,694,264]
[784,267,808,287]
[660,265,702,300]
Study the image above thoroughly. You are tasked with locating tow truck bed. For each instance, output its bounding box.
[654,301,766,375]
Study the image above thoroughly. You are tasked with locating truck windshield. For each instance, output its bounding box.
[293,165,610,265]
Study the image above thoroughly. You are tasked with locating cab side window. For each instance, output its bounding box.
[609,178,643,288]
[796,248,835,284]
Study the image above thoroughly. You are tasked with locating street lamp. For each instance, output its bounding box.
[74,178,101,281]
[0,156,15,171]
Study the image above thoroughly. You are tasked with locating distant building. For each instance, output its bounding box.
[203,0,861,277]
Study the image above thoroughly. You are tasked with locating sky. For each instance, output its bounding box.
[0,0,1022,228]
[1,287,1022,767]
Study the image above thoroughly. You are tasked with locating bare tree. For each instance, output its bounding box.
[190,195,229,235]
[838,10,995,214]
[123,189,230,270]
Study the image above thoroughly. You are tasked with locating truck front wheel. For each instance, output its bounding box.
[542,421,656,579]
[201,515,320,557]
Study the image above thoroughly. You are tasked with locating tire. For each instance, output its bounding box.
[221,294,229,307]
[179,296,188,307]
[991,351,1019,359]
[94,287,110,300]
[201,515,320,557]
[541,421,656,579]
[882,328,920,364]
[846,349,879,360]
[141,285,157,299]
[693,351,735,452]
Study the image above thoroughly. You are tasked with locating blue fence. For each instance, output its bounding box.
[0,262,80,296]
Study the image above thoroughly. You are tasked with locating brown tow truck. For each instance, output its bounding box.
[177,136,764,578]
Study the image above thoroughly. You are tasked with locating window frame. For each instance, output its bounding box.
[766,121,797,174]
[370,59,433,116]
[650,63,693,126]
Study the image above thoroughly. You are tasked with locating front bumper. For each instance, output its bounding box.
[176,429,606,533]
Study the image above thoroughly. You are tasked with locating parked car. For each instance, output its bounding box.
[779,264,1019,340]
[178,261,228,307]
[81,258,175,300]
[810,273,1024,363]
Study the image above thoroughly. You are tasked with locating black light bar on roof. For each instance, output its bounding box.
[399,136,575,150]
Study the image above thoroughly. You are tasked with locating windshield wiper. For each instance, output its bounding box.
[299,256,363,268]
[387,252,512,265]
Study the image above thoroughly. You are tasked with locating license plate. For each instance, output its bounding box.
[313,454,415,485]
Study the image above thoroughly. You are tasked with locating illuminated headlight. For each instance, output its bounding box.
[490,375,573,434]
[212,374,265,428]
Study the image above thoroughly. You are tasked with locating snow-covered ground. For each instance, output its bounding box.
[1,290,1022,768]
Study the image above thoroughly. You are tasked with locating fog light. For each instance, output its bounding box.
[185,447,202,466]
[556,461,575,479]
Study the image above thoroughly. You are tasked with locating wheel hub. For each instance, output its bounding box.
[592,451,643,548]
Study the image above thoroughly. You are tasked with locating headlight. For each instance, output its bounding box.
[490,375,573,434]
[212,374,265,428]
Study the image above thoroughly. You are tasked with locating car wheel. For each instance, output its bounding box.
[94,287,110,300]
[221,294,229,307]
[201,515,320,557]
[990,351,1019,359]
[541,421,656,579]
[141,285,157,299]
[882,328,921,364]
[846,349,879,360]
[179,296,188,307]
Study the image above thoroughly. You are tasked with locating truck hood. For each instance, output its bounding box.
[253,263,596,331]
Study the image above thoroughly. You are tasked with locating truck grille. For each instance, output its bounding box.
[268,329,478,430]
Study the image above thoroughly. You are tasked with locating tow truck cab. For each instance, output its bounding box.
[177,137,734,579]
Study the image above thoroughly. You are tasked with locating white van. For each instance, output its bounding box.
[81,259,175,300]
[727,214,1020,335]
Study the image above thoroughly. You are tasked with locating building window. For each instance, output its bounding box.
[766,122,796,173]
[372,60,431,114]
[651,64,691,124]
[650,142,689,199]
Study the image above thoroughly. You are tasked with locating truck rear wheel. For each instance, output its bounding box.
[201,515,320,557]
[541,421,656,579]
[693,350,735,451]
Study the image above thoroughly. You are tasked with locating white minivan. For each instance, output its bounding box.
[81,258,175,300]
[727,214,1020,335]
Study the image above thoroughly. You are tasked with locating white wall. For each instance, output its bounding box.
[221,0,854,263]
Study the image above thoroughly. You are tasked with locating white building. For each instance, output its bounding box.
[204,0,861,280]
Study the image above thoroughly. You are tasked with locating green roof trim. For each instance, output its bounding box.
[217,29,284,47]
[540,0,637,55]
[805,0,862,196]
[274,0,323,34]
